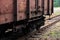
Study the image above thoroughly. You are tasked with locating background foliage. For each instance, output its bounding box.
[54,0,60,7]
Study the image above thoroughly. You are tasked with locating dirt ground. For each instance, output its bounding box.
[39,21,60,40]
[39,8,60,40]
[45,13,59,20]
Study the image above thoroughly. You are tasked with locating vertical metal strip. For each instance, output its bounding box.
[26,0,29,21]
[35,0,38,14]
[52,0,53,13]
[13,0,17,31]
[47,0,50,15]
[42,0,44,15]
[47,0,48,15]
[13,0,17,22]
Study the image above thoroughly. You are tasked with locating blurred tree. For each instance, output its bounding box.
[54,0,60,7]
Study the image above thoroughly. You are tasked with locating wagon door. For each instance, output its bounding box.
[17,0,27,21]
[44,0,48,15]
[29,0,35,18]
[49,0,53,15]
[29,0,43,19]
[0,0,14,24]
[38,0,44,15]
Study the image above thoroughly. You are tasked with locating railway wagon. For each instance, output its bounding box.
[0,0,53,36]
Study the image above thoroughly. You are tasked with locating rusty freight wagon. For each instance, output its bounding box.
[0,0,53,37]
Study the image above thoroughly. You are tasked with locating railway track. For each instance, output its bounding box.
[1,15,60,40]
[27,15,60,40]
[45,15,60,20]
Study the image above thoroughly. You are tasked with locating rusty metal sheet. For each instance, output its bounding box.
[29,0,42,18]
[0,15,5,24]
[4,14,13,23]
[17,12,26,20]
[44,0,48,15]
[44,0,53,15]
[38,0,43,12]
[0,0,13,14]
[0,0,13,24]
[0,0,27,24]
[38,0,43,16]
[29,0,35,18]
[0,14,13,24]
[49,0,53,15]
[17,0,27,21]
